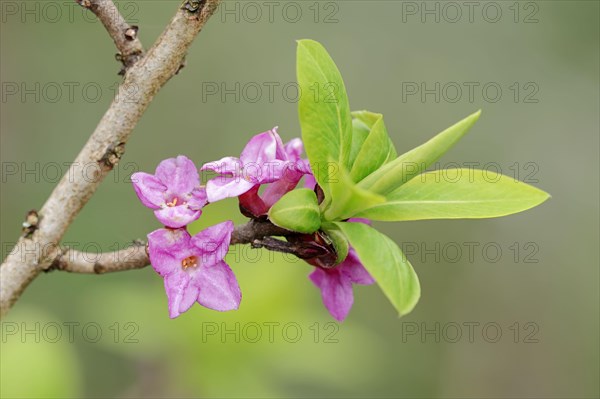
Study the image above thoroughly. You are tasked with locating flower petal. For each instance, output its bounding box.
[155,155,200,195]
[196,261,241,311]
[273,127,288,160]
[190,220,234,266]
[239,129,280,166]
[205,176,255,203]
[238,185,269,217]
[340,249,375,285]
[257,159,290,183]
[284,138,304,161]
[309,268,354,321]
[154,206,201,228]
[131,172,166,209]
[188,187,208,210]
[147,228,192,277]
[260,173,302,208]
[164,271,198,318]
[296,159,312,175]
[200,156,241,175]
[304,173,317,190]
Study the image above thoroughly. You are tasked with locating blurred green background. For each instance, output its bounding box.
[1,1,598,397]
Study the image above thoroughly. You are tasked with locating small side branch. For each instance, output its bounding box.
[229,219,292,245]
[78,0,144,71]
[46,220,312,275]
[51,242,149,274]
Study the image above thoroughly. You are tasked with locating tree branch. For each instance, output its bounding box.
[78,0,144,72]
[47,220,314,275]
[229,219,293,245]
[51,242,149,274]
[0,0,222,318]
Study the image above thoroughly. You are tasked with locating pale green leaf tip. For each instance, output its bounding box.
[540,190,552,201]
[528,184,551,202]
[297,39,319,47]
[400,292,421,317]
[467,109,482,123]
[397,301,420,318]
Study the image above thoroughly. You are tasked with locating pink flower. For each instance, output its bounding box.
[147,221,241,318]
[309,249,374,321]
[309,218,375,321]
[201,128,309,204]
[260,138,311,207]
[132,155,207,228]
[237,137,312,217]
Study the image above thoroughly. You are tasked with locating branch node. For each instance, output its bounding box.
[124,26,139,41]
[93,262,106,274]
[46,246,66,272]
[176,60,187,75]
[21,210,39,239]
[100,142,126,168]
[77,0,92,8]
[182,0,206,14]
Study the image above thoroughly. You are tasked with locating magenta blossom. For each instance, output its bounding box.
[309,249,374,321]
[201,128,308,203]
[238,137,312,217]
[132,155,207,228]
[309,219,375,321]
[147,221,241,318]
[260,138,311,207]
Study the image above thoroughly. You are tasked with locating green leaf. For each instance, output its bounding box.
[352,111,397,159]
[268,188,321,233]
[323,163,386,221]
[297,39,353,196]
[335,222,420,316]
[321,222,350,264]
[356,169,550,221]
[349,118,370,166]
[349,111,397,182]
[359,110,481,195]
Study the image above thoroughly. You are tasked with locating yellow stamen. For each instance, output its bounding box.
[181,256,198,269]
[166,197,178,207]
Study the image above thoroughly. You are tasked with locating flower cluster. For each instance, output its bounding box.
[132,155,240,318]
[132,128,373,321]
